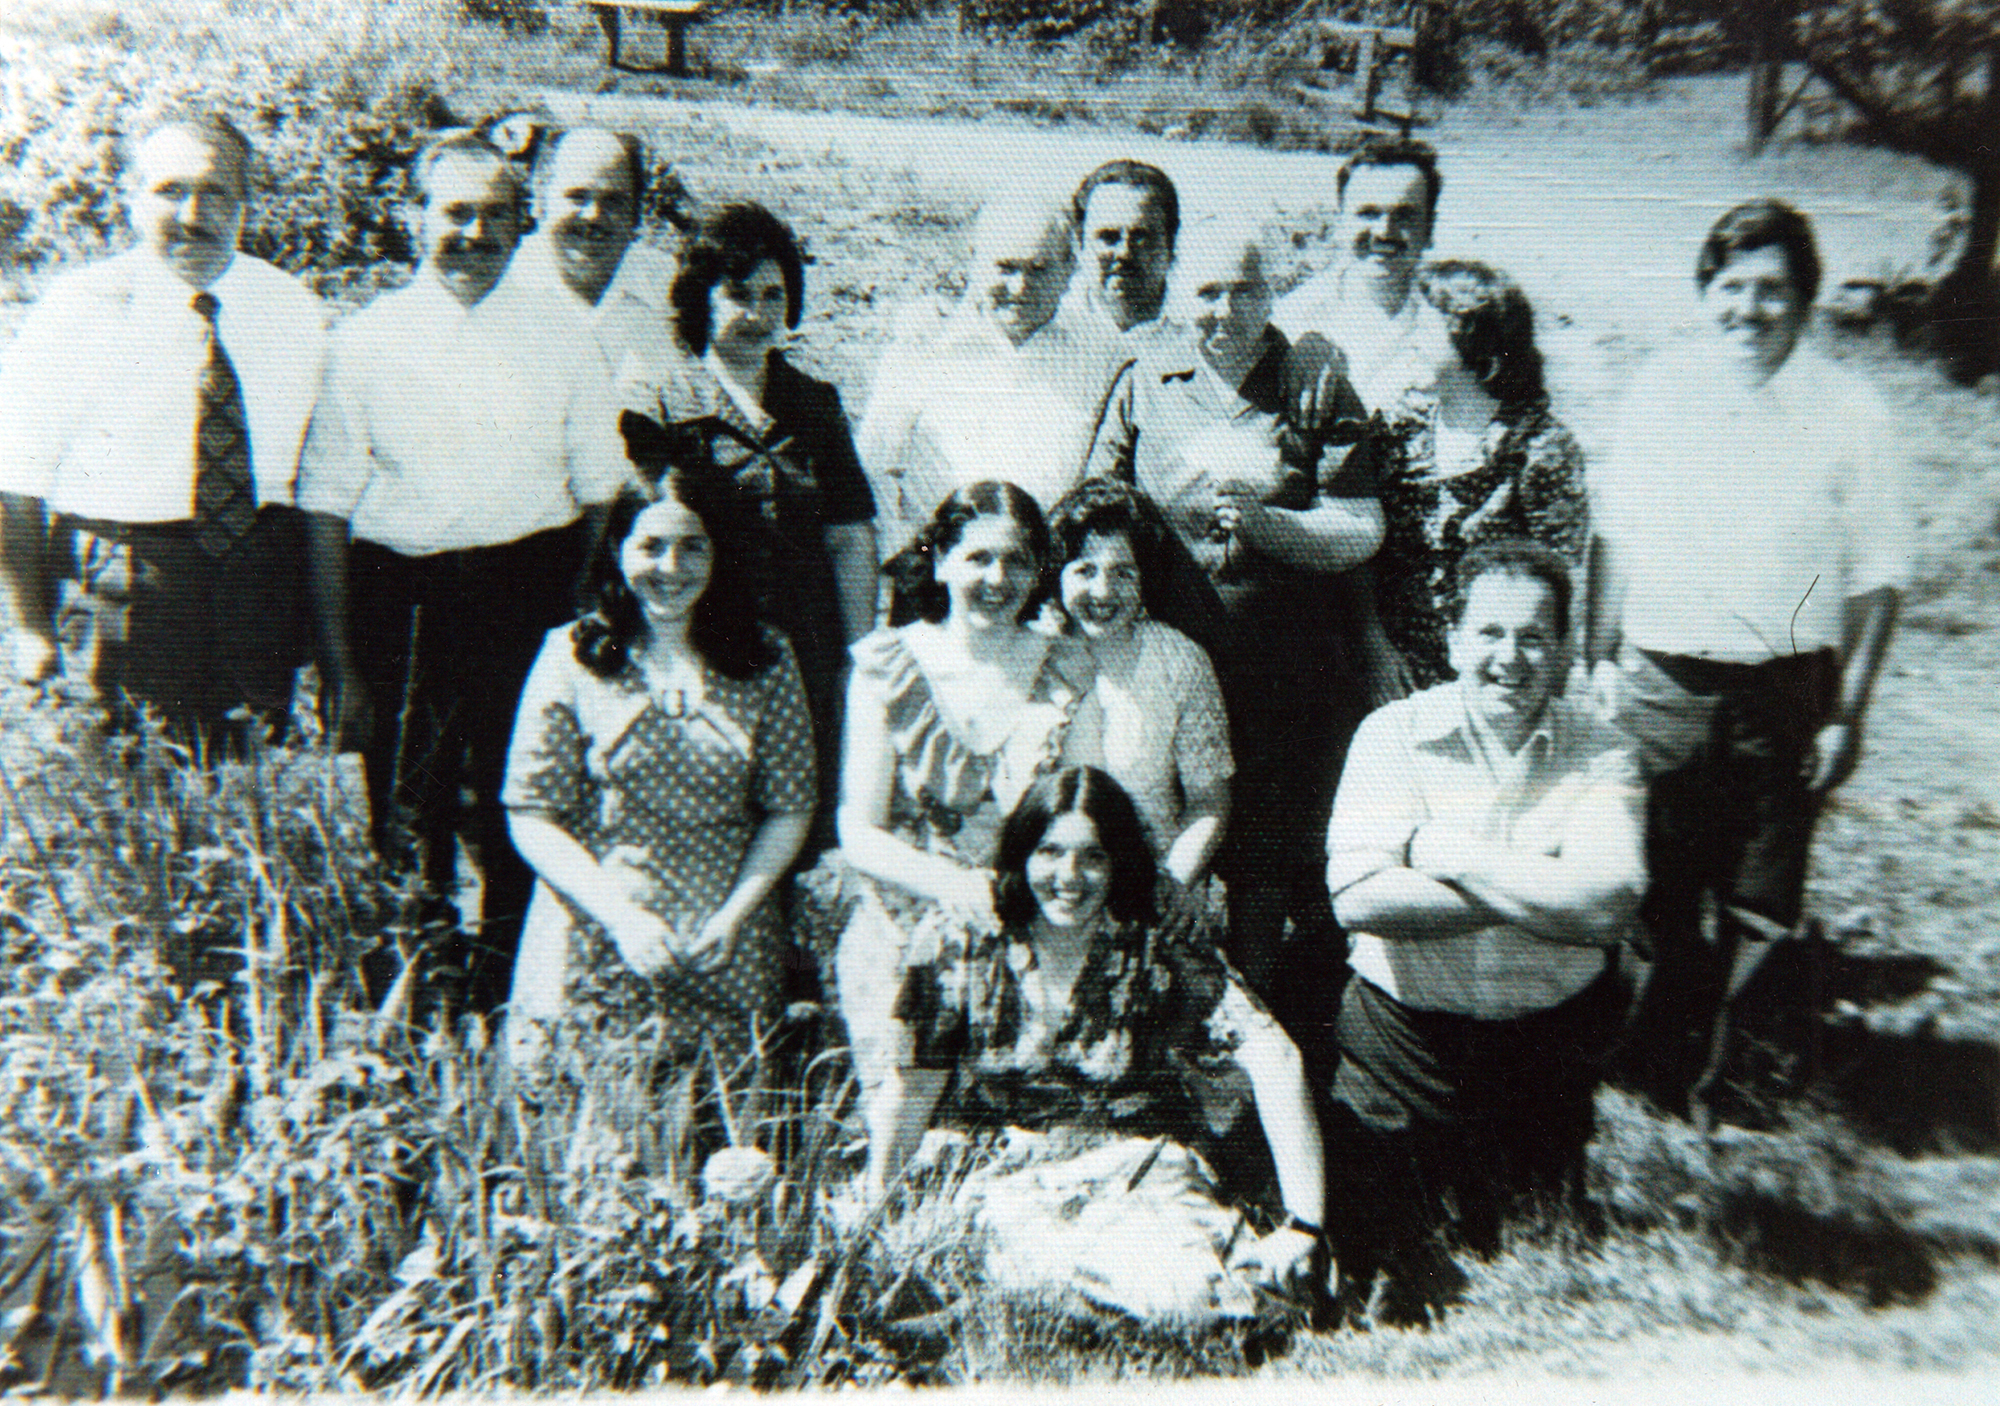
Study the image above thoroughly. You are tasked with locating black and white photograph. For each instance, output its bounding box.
[0,0,1996,1398]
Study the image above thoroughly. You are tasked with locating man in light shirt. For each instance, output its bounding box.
[858,190,1099,546]
[1325,541,1644,1324]
[1273,135,1451,417]
[0,114,327,748]
[1051,160,1182,392]
[498,125,679,373]
[299,133,631,1013]
[1587,200,1909,1118]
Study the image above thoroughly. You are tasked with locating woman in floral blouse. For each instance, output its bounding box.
[867,767,1326,1318]
[1375,260,1588,686]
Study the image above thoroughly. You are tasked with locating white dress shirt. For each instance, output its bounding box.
[297,272,632,556]
[1595,337,1913,663]
[856,303,1115,549]
[0,248,327,520]
[1271,263,1450,416]
[497,233,680,373]
[1327,683,1645,1021]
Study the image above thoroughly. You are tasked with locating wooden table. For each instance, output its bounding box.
[591,0,706,77]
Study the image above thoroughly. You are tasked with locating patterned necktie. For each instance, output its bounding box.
[191,291,257,556]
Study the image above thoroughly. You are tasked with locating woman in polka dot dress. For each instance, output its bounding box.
[502,472,817,1072]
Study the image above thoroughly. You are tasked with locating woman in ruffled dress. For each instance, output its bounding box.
[819,481,1094,1162]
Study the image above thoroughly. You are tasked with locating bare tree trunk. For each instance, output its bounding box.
[1934,150,2000,383]
[1930,49,2000,382]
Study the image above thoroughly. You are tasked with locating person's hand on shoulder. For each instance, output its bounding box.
[937,865,1000,934]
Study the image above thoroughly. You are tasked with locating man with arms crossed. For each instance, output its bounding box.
[1325,541,1644,1324]
[299,134,630,1013]
[0,114,326,748]
[1588,200,1908,1118]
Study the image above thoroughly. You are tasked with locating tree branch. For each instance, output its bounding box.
[1805,54,1963,165]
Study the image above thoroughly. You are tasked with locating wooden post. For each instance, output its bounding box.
[1745,0,1786,154]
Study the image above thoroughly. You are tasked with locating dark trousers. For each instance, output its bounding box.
[350,522,589,1013]
[54,509,308,752]
[1216,657,1364,1072]
[1614,647,1839,1115]
[1324,969,1625,1313]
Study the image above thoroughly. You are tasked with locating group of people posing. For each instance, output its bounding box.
[0,113,1910,1326]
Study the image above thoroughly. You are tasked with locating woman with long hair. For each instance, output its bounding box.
[814,480,1093,1163]
[868,767,1326,1323]
[1374,259,1588,685]
[502,472,816,1067]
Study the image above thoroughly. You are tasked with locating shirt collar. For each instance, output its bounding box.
[1456,678,1560,774]
[129,245,231,314]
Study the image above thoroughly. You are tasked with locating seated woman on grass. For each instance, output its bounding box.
[866,766,1326,1323]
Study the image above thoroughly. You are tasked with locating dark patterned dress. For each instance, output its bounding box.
[889,916,1299,1325]
[1376,395,1588,686]
[502,624,818,1066]
[895,918,1268,1149]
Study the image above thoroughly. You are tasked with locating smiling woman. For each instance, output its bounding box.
[501,471,817,1072]
[619,200,880,858]
[870,766,1329,1327]
[805,482,1096,1186]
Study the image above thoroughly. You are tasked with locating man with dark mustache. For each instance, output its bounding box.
[1055,160,1183,391]
[0,114,327,748]
[1273,136,1451,416]
[298,132,632,1014]
[499,125,679,374]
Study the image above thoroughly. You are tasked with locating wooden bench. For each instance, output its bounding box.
[1309,19,1420,126]
[591,0,706,77]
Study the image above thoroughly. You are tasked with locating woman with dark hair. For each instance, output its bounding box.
[866,767,1326,1324]
[618,200,878,855]
[502,473,817,1067]
[1374,260,1588,686]
[1047,479,1232,916]
[815,481,1093,1158]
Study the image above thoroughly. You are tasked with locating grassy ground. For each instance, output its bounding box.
[5,0,2000,1389]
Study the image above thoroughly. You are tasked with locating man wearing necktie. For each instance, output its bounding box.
[0,114,327,748]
